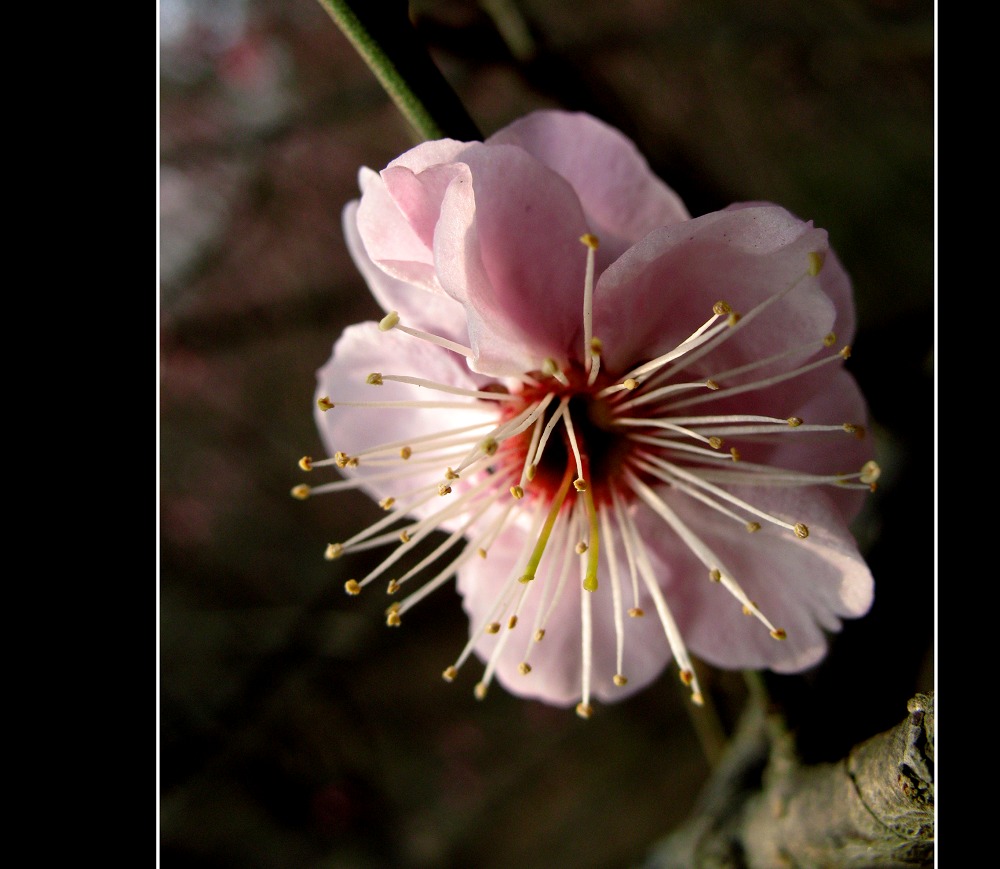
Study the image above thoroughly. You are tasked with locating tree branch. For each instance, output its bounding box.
[645,692,934,868]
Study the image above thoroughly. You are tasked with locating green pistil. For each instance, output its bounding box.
[519,464,576,584]
[582,485,600,592]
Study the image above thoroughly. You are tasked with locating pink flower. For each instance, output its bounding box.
[295,110,877,717]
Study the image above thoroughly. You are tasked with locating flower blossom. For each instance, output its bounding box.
[294,110,877,717]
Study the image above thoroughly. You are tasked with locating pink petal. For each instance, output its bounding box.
[488,110,690,268]
[592,205,840,377]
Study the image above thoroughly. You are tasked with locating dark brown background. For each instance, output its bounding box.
[159,1,934,866]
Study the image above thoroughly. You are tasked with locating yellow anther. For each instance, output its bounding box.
[479,437,498,457]
[386,605,401,627]
[485,621,501,634]
[477,548,488,558]
[706,379,720,390]
[442,666,457,682]
[518,573,533,584]
[713,301,733,316]
[575,541,588,554]
[708,436,723,449]
[579,232,600,250]
[745,521,761,533]
[793,523,810,539]
[438,484,452,496]
[379,310,400,331]
[379,497,395,510]
[575,702,593,719]
[613,674,628,687]
[526,464,537,481]
[508,615,518,629]
[742,605,753,616]
[824,332,837,347]
[709,568,722,583]
[730,447,741,462]
[510,485,524,499]
[839,345,852,359]
[399,530,411,543]
[590,337,603,356]
[534,629,545,642]
[346,457,359,468]
[344,579,361,596]
[541,357,560,377]
[574,479,588,491]
[445,468,460,480]
[317,396,334,411]
[324,543,343,560]
[399,446,412,460]
[727,312,742,326]
[860,460,881,485]
[623,378,639,390]
[787,417,803,427]
[849,423,866,439]
[334,451,349,468]
[291,484,311,500]
[679,669,694,686]
[518,662,532,675]
[770,628,788,640]
[387,579,400,595]
[628,607,644,618]
[807,251,826,276]
[691,693,705,707]
[366,372,383,385]
[474,682,488,700]
[298,456,313,471]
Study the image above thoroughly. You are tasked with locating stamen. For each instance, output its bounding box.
[587,338,603,386]
[613,417,726,448]
[560,404,587,486]
[616,380,722,413]
[632,452,809,538]
[580,232,599,375]
[621,313,730,383]
[350,421,494,461]
[624,469,784,638]
[664,346,852,413]
[371,374,520,402]
[541,357,570,387]
[531,396,570,470]
[579,550,594,715]
[610,486,642,612]
[599,504,627,685]
[615,489,704,704]
[379,310,475,358]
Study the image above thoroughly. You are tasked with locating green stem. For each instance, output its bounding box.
[317,0,482,142]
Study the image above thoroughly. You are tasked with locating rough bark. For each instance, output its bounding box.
[645,692,934,868]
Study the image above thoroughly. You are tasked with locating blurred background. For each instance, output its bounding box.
[159,1,935,866]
